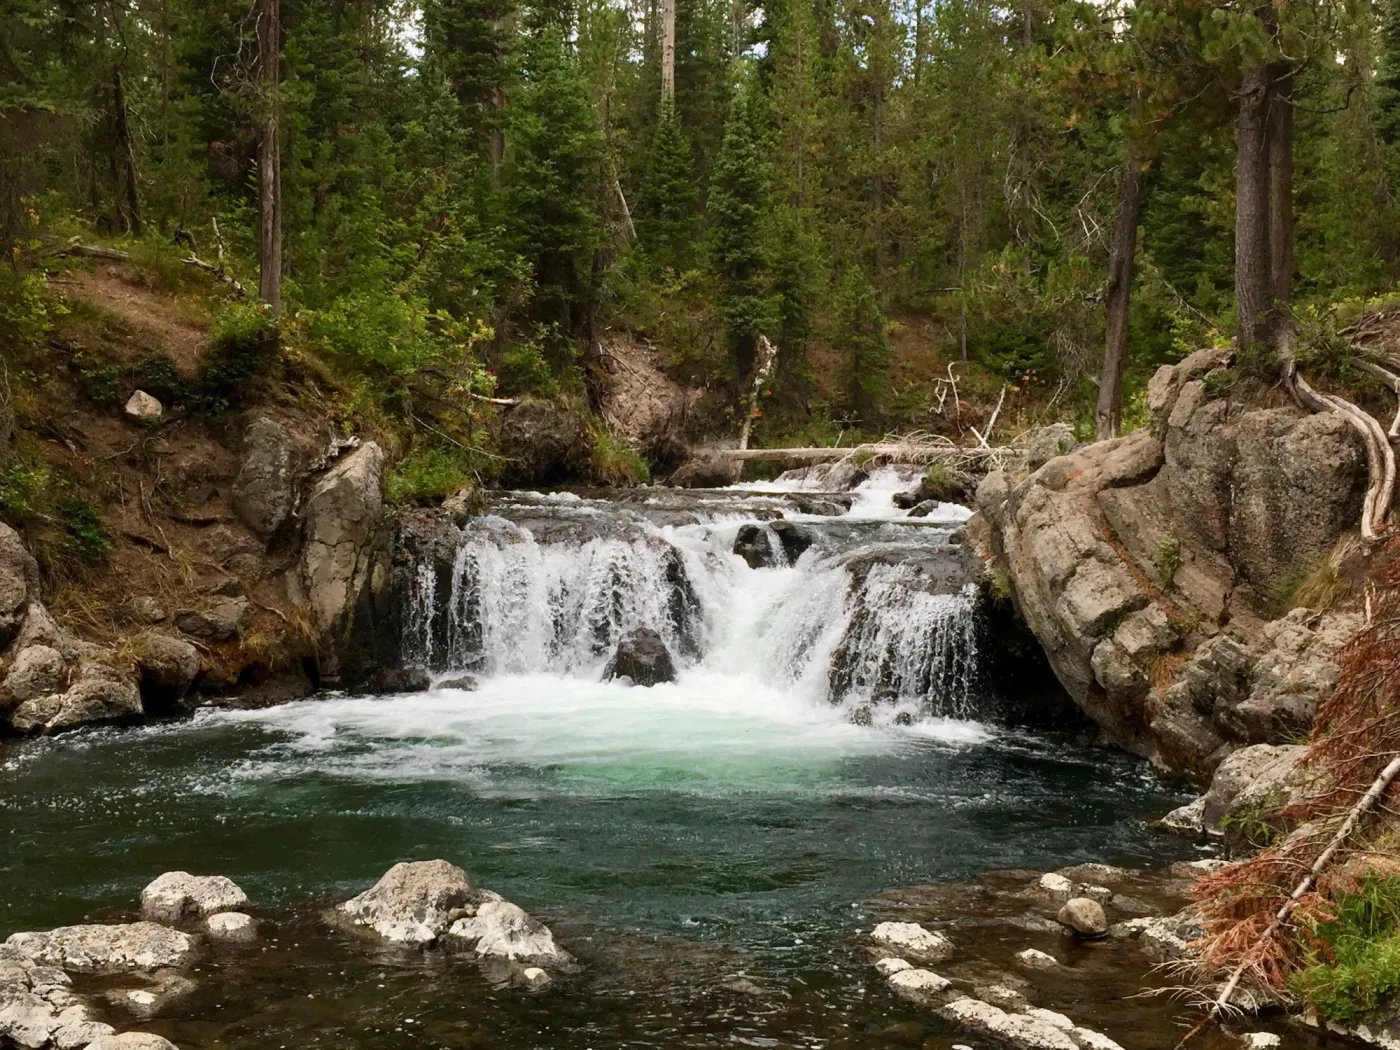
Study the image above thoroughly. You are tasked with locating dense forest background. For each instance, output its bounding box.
[5,0,1400,480]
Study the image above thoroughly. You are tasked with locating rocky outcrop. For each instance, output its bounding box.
[9,667,143,735]
[968,349,1366,776]
[732,524,775,569]
[0,956,116,1050]
[602,628,677,687]
[446,900,573,965]
[130,634,201,712]
[491,399,592,488]
[336,859,480,944]
[294,442,393,686]
[231,417,304,541]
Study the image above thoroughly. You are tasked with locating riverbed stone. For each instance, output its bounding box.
[1,645,66,705]
[1138,907,1204,963]
[887,968,952,1004]
[2,923,195,974]
[874,957,912,976]
[870,921,954,964]
[603,628,676,687]
[1057,898,1108,938]
[141,872,250,922]
[520,966,551,988]
[768,520,814,563]
[446,900,572,965]
[85,1034,182,1050]
[0,956,109,1050]
[338,859,476,943]
[1035,873,1074,901]
[732,524,775,569]
[936,997,1079,1050]
[205,913,256,942]
[1014,948,1060,971]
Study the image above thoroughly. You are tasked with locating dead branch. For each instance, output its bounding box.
[970,384,1007,449]
[738,334,778,452]
[1179,752,1400,1049]
[467,392,519,407]
[1353,358,1400,439]
[180,217,246,298]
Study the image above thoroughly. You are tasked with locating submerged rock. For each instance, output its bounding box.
[205,913,256,942]
[1014,948,1060,971]
[732,524,775,569]
[2,923,195,974]
[603,628,676,687]
[86,1035,181,1050]
[336,859,477,944]
[870,921,954,964]
[446,900,573,965]
[140,872,250,923]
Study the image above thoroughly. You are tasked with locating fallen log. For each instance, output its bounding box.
[711,443,1012,465]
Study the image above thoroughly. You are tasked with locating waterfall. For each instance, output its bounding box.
[400,490,982,723]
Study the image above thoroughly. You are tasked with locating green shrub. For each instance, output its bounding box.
[1294,877,1400,1023]
[0,269,58,352]
[0,453,111,565]
[72,350,123,406]
[0,455,53,521]
[590,430,650,486]
[55,496,111,562]
[195,303,279,409]
[300,290,441,376]
[1155,538,1182,587]
[386,446,472,505]
[921,462,965,502]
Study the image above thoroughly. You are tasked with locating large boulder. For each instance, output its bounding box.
[447,900,573,966]
[172,599,251,643]
[296,442,389,684]
[10,670,142,735]
[140,872,250,922]
[231,417,300,540]
[130,633,201,711]
[1,645,66,707]
[1,923,195,974]
[0,524,40,650]
[769,520,814,564]
[732,524,775,569]
[1201,743,1310,831]
[668,452,741,488]
[602,628,677,687]
[0,957,115,1050]
[337,860,477,944]
[491,399,591,487]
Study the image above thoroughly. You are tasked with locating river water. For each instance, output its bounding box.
[0,472,1223,1049]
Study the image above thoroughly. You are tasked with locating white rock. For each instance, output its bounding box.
[53,1020,117,1049]
[141,872,250,922]
[205,912,256,942]
[1014,948,1060,971]
[1026,1007,1075,1030]
[1242,1036,1281,1049]
[874,957,912,976]
[520,966,551,987]
[1057,898,1108,938]
[1168,858,1229,877]
[1107,917,1153,940]
[86,1034,182,1050]
[447,900,572,965]
[1037,873,1074,900]
[935,997,1078,1050]
[338,859,477,943]
[979,983,1030,1010]
[888,968,952,1003]
[1079,885,1114,904]
[870,921,954,963]
[124,391,163,422]
[2,923,194,974]
[1159,796,1207,833]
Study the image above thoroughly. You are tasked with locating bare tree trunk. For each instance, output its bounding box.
[1268,64,1294,307]
[111,65,142,237]
[661,0,676,108]
[257,0,282,312]
[1235,66,1273,353]
[1097,159,1143,440]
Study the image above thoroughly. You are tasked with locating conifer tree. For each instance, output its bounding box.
[638,102,698,271]
[832,263,891,421]
[706,86,772,380]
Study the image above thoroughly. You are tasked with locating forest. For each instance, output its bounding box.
[5,0,1400,478]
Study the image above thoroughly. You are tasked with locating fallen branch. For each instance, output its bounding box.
[180,217,246,298]
[969,383,1007,449]
[1179,752,1400,1049]
[1353,358,1400,439]
[467,392,519,407]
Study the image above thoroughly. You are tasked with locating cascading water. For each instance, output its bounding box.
[400,472,981,723]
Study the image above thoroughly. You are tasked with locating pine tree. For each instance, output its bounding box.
[766,205,820,407]
[706,87,772,380]
[832,263,891,421]
[638,102,698,271]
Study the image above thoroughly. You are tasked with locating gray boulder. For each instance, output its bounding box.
[732,524,775,569]
[603,628,677,687]
[1056,898,1108,939]
[0,956,115,1050]
[2,645,66,706]
[10,672,142,735]
[130,633,201,710]
[768,520,813,563]
[231,417,299,540]
[205,912,256,942]
[337,859,477,944]
[140,872,250,923]
[364,667,431,695]
[1,923,195,974]
[173,599,251,643]
[1027,423,1079,470]
[0,523,40,649]
[86,1035,182,1050]
[1201,743,1309,830]
[669,452,741,488]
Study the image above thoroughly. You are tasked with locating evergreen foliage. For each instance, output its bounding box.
[638,102,699,272]
[832,263,892,420]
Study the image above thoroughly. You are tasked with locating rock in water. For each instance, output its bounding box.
[1057,898,1108,939]
[141,872,250,922]
[2,923,195,973]
[870,921,954,964]
[732,524,775,569]
[337,860,476,944]
[130,633,201,711]
[363,666,431,695]
[123,390,163,423]
[603,628,676,687]
[86,1035,182,1050]
[768,520,813,564]
[447,900,573,965]
[205,912,256,942]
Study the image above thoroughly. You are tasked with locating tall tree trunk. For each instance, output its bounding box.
[873,83,884,275]
[661,0,676,108]
[111,65,142,237]
[1097,159,1143,440]
[1235,65,1273,354]
[258,0,282,311]
[1268,64,1294,308]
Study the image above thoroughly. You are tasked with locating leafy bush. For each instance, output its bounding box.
[299,290,442,376]
[0,452,110,565]
[195,303,280,409]
[1295,877,1400,1022]
[386,446,472,505]
[590,430,650,486]
[0,269,58,352]
[55,495,111,562]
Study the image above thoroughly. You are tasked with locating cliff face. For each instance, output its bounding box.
[970,349,1367,778]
